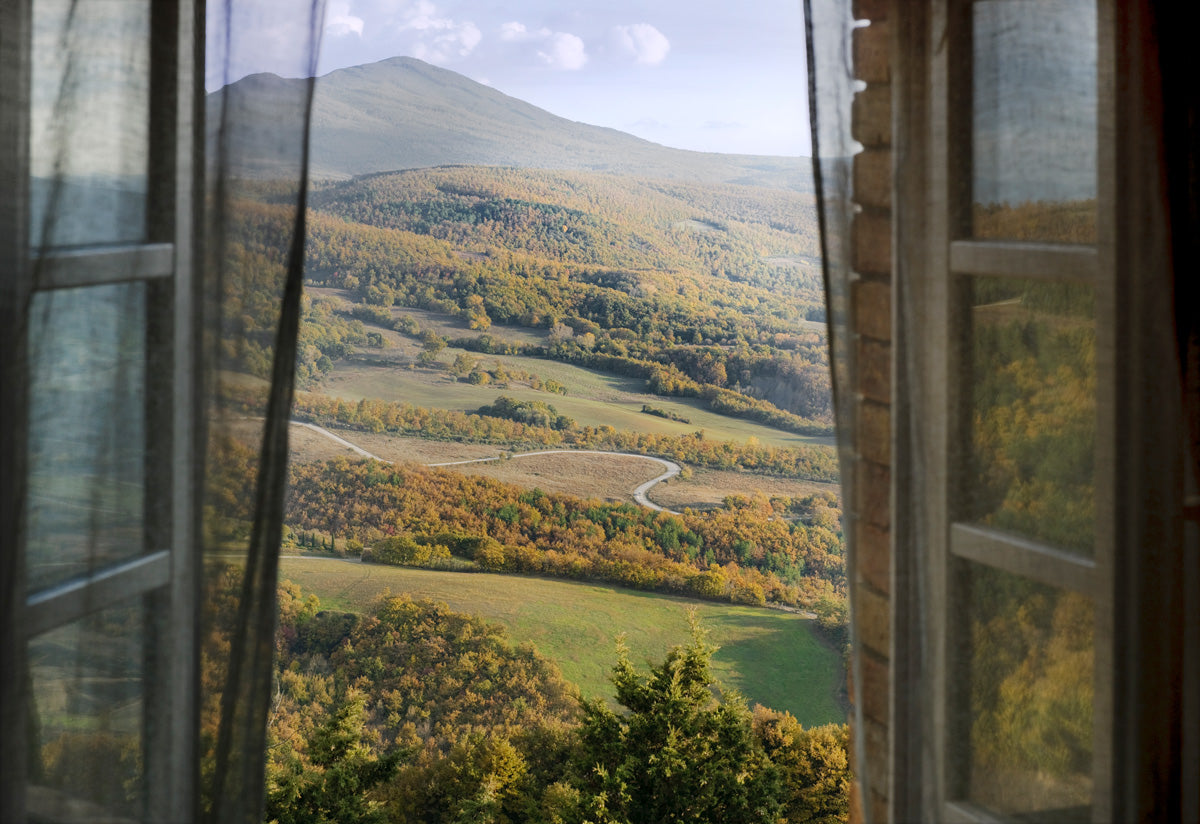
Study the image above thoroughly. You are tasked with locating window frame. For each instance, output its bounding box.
[888,0,1193,820]
[933,0,1116,819]
[0,1,201,820]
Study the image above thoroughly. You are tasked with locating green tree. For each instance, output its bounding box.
[753,708,849,824]
[265,695,402,824]
[574,616,782,824]
[453,351,478,376]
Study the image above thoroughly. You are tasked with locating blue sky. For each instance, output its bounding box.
[214,0,811,157]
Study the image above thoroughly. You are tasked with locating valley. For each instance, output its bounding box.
[206,52,849,823]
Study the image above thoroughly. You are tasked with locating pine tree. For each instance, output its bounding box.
[574,614,782,824]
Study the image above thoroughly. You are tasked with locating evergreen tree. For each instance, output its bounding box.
[573,615,782,824]
[265,695,402,824]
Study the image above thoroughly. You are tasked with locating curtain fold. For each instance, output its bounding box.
[201,2,325,822]
[2,1,326,821]
[804,0,867,818]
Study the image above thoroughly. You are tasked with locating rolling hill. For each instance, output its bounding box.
[211,56,814,190]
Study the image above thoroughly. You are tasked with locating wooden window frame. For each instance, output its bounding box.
[893,0,1192,820]
[0,1,201,821]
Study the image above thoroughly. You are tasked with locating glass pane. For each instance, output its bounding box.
[26,283,147,592]
[26,598,145,820]
[30,0,150,248]
[971,0,1097,243]
[963,277,1095,555]
[959,562,1093,820]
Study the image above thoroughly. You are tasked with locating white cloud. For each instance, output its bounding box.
[499,21,588,71]
[538,32,587,70]
[324,1,364,38]
[397,0,481,63]
[498,21,526,41]
[614,23,670,66]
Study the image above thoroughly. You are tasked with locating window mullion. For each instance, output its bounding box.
[31,242,174,290]
[24,550,171,640]
[949,240,1097,282]
[949,523,1098,597]
[0,0,33,817]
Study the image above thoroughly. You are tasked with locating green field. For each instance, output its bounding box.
[278,557,845,727]
[323,355,833,450]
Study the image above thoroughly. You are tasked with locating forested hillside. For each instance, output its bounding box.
[208,52,853,824]
[298,166,832,429]
[248,575,849,824]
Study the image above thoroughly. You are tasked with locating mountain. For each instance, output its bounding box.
[211,57,813,191]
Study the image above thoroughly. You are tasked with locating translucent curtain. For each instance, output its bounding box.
[202,2,326,822]
[804,0,866,817]
[2,1,326,821]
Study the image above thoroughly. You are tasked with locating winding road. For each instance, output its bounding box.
[294,422,682,514]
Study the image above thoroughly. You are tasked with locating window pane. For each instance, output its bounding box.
[30,0,150,248]
[26,283,147,592]
[971,0,1097,243]
[26,598,145,820]
[958,562,1093,820]
[963,277,1095,555]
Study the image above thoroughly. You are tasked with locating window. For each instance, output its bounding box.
[0,1,200,819]
[896,1,1195,820]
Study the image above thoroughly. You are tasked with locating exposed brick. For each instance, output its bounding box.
[856,521,890,595]
[862,716,890,799]
[848,774,865,824]
[860,649,889,725]
[854,148,892,211]
[854,21,891,85]
[852,0,889,23]
[857,337,890,405]
[858,400,890,466]
[852,211,891,275]
[870,790,889,824]
[852,86,891,148]
[856,584,890,656]
[858,460,890,531]
[852,278,892,341]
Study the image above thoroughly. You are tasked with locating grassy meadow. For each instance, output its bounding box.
[323,356,831,450]
[278,557,846,728]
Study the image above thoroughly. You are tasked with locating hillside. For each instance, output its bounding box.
[212,56,814,190]
[299,165,833,428]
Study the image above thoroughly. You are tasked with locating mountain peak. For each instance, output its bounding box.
[220,56,812,191]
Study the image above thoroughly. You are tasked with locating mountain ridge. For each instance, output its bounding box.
[211,56,813,191]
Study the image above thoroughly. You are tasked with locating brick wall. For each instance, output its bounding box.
[848,1,892,822]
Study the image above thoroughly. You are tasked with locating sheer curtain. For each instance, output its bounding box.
[2,1,326,822]
[804,0,866,815]
[203,2,325,822]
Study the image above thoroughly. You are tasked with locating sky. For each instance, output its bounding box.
[212,0,812,157]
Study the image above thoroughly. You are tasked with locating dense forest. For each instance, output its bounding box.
[281,455,844,611]
[244,573,849,824]
[214,166,833,431]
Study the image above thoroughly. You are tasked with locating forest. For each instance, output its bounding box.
[239,572,850,824]
[224,165,834,432]
[205,163,852,822]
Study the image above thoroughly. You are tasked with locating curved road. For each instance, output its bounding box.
[295,422,682,514]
